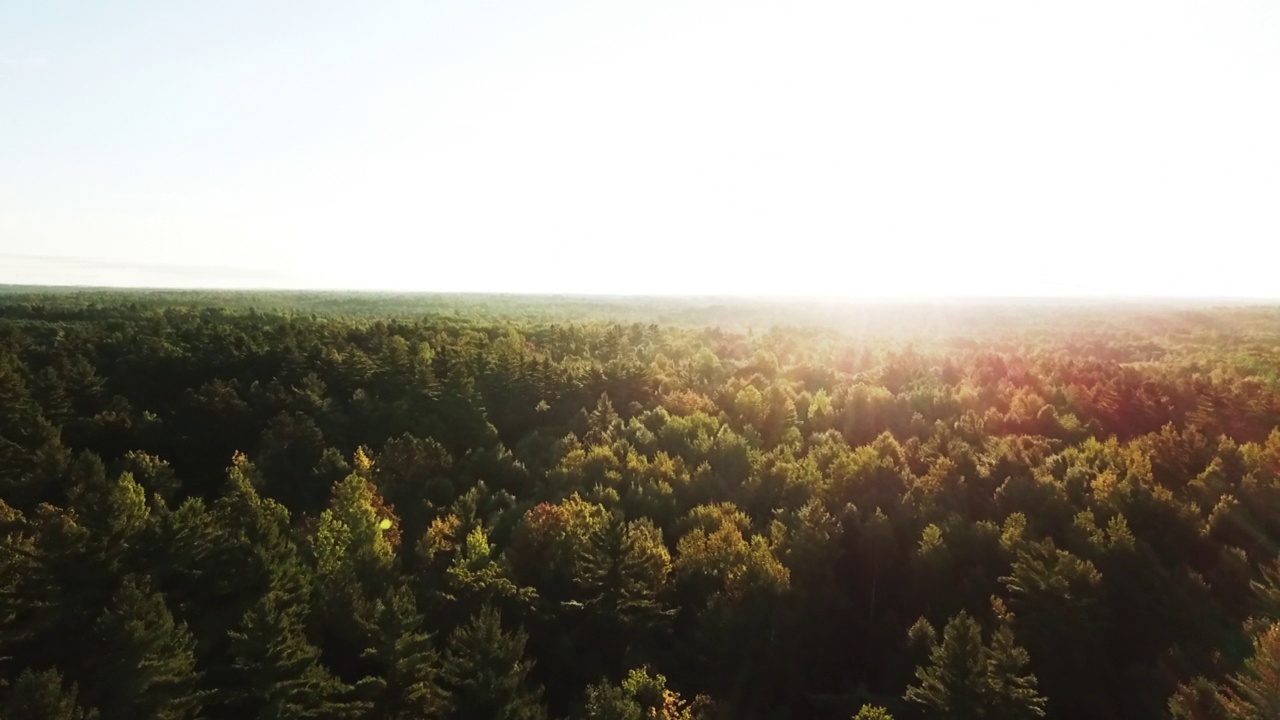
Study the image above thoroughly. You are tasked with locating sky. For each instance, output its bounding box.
[2,0,1279,297]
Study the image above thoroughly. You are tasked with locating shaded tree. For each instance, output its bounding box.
[0,668,98,720]
[443,608,547,720]
[89,576,205,720]
[354,585,450,720]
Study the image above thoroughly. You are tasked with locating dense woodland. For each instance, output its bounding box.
[1,290,1279,719]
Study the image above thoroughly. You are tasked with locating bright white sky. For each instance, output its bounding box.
[2,0,1278,297]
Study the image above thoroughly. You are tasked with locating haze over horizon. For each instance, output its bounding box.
[3,1,1279,298]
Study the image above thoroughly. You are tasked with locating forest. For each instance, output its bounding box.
[1,290,1278,719]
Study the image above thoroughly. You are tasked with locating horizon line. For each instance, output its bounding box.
[2,282,1278,306]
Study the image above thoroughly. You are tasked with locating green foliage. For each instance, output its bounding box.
[354,585,450,720]
[575,517,672,624]
[443,524,534,608]
[508,494,610,598]
[2,295,1280,720]
[313,468,395,582]
[905,606,1045,720]
[0,668,98,720]
[120,450,181,507]
[1217,621,1280,719]
[906,612,989,719]
[90,576,204,720]
[1252,558,1280,621]
[985,600,1047,720]
[223,591,351,719]
[442,608,547,720]
[580,667,709,720]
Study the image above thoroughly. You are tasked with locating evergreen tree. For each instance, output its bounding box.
[443,524,534,610]
[223,590,352,720]
[984,599,1046,720]
[443,607,547,720]
[310,460,399,673]
[0,498,35,651]
[89,575,205,720]
[374,434,454,561]
[0,363,59,509]
[1252,558,1280,621]
[0,501,103,671]
[906,612,989,720]
[119,450,182,508]
[1217,621,1280,720]
[355,584,451,720]
[1167,677,1231,720]
[575,517,672,626]
[163,456,313,675]
[905,605,1044,720]
[0,668,99,720]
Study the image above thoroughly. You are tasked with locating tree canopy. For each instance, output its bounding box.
[1,290,1279,719]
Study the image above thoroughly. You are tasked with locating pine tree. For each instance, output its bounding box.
[0,498,35,651]
[0,363,49,507]
[0,501,106,672]
[163,458,313,673]
[586,393,622,445]
[1252,559,1280,621]
[983,599,1046,720]
[443,524,533,608]
[90,575,205,720]
[1218,621,1280,720]
[0,668,99,720]
[355,584,450,720]
[223,590,352,719]
[119,450,182,508]
[443,607,547,720]
[81,470,151,549]
[313,465,396,586]
[906,612,989,720]
[569,517,674,679]
[905,605,1045,720]
[1168,677,1231,720]
[310,466,399,672]
[575,517,672,626]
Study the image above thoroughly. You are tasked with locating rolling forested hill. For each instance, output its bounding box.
[1,291,1278,719]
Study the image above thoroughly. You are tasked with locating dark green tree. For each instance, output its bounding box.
[89,575,205,720]
[223,590,352,719]
[984,599,1047,720]
[906,612,989,720]
[905,606,1045,720]
[354,585,451,720]
[575,517,672,628]
[0,668,99,720]
[158,455,313,674]
[443,607,547,720]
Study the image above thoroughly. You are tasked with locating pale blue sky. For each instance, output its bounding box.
[3,0,1279,296]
